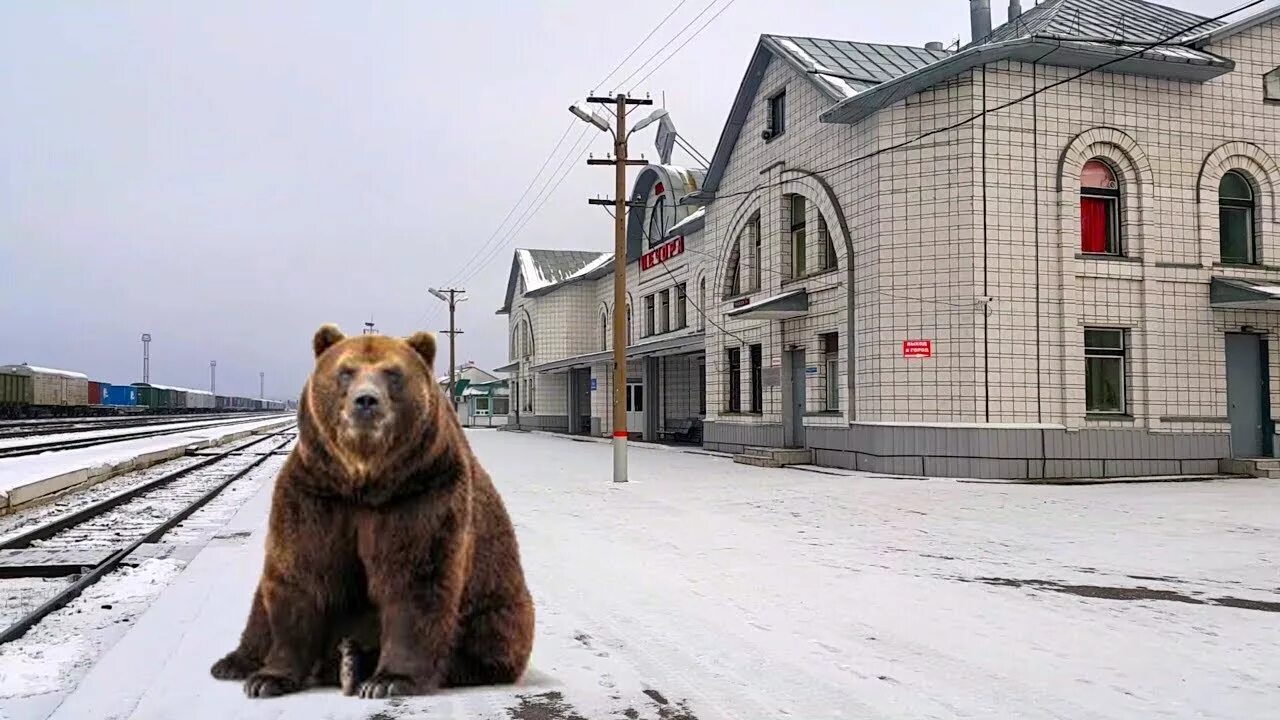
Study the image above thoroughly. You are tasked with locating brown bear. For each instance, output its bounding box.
[210,324,535,698]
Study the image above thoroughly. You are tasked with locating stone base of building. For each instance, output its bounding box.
[508,414,570,433]
[705,421,1230,480]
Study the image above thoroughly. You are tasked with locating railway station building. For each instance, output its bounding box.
[497,163,711,442]
[498,0,1280,479]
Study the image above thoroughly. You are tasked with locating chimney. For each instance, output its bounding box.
[1008,0,1023,21]
[970,0,992,42]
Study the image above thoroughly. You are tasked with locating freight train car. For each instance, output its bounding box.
[0,365,90,416]
[101,384,140,407]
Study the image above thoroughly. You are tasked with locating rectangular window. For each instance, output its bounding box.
[1265,67,1280,102]
[675,283,688,329]
[789,194,807,278]
[1080,196,1119,254]
[749,343,763,413]
[474,396,490,416]
[644,295,656,337]
[821,333,839,411]
[818,214,836,270]
[1084,328,1126,414]
[767,90,786,138]
[493,397,510,415]
[659,290,670,334]
[727,348,741,413]
[748,215,762,291]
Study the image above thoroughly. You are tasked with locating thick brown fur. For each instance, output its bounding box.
[210,325,535,698]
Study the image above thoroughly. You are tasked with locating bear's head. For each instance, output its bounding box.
[305,324,439,472]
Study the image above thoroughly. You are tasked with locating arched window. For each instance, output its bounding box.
[600,310,608,350]
[1080,159,1121,255]
[648,195,668,245]
[1219,170,1257,264]
[817,211,836,270]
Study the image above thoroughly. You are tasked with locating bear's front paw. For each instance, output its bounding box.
[210,650,259,680]
[358,671,421,698]
[243,671,301,698]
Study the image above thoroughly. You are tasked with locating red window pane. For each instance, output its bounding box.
[1081,197,1110,253]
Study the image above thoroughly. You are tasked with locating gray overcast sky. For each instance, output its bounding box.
[0,0,1230,399]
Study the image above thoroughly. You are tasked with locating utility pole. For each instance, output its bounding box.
[259,371,264,399]
[573,93,655,483]
[363,318,377,335]
[140,333,151,383]
[210,360,216,394]
[429,288,467,412]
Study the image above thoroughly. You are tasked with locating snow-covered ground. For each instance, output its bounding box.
[10,430,1280,719]
[0,415,294,500]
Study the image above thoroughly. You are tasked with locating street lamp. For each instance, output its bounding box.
[140,333,152,383]
[429,287,469,411]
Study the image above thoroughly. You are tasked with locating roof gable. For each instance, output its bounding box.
[697,35,951,197]
[497,249,609,314]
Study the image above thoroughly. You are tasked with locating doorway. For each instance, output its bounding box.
[785,348,806,448]
[1226,333,1271,457]
[625,380,644,435]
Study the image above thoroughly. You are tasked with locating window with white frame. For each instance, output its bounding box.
[1219,170,1258,265]
[644,295,656,336]
[1080,159,1121,255]
[659,289,670,333]
[820,332,839,411]
[493,396,510,415]
[767,90,786,139]
[726,348,741,413]
[473,396,490,416]
[744,213,761,291]
[1265,66,1279,102]
[789,194,807,278]
[1084,328,1127,414]
[675,282,687,329]
[600,310,608,350]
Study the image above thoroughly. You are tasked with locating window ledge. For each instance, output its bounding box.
[1213,261,1270,270]
[804,411,843,417]
[781,268,841,287]
[1086,413,1135,422]
[1076,253,1142,263]
[721,411,764,417]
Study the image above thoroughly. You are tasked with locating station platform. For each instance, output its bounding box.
[0,416,295,513]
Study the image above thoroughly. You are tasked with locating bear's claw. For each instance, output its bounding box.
[358,672,419,698]
[244,672,300,698]
[211,650,259,680]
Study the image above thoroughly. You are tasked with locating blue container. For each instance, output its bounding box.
[102,384,139,407]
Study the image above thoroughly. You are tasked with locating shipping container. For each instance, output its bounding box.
[0,371,32,415]
[88,380,104,405]
[0,365,89,408]
[102,384,139,407]
[185,389,215,410]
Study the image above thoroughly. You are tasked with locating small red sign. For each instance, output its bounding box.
[903,339,932,358]
[732,297,751,308]
[640,236,685,271]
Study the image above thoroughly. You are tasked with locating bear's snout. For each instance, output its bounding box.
[347,381,387,426]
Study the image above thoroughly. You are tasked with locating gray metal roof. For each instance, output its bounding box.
[497,249,609,314]
[982,0,1224,44]
[764,35,952,100]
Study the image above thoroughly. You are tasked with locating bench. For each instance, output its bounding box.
[658,417,701,444]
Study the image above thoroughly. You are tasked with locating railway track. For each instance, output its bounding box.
[0,414,292,459]
[0,412,282,440]
[0,424,296,644]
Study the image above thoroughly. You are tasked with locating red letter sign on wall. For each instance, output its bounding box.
[640,236,686,271]
[902,339,932,358]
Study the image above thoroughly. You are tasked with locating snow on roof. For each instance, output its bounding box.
[135,383,212,395]
[666,207,706,237]
[563,252,615,282]
[0,364,89,380]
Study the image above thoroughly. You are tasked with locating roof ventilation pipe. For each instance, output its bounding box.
[970,0,992,42]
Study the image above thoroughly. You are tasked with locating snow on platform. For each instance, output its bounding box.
[28,430,1280,719]
[0,416,295,511]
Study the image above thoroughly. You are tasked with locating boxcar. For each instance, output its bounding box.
[0,365,90,410]
[102,384,139,407]
[88,380,104,406]
[185,389,215,411]
[133,383,168,410]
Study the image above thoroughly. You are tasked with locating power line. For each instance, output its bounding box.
[614,0,730,91]
[593,0,691,93]
[706,0,1267,204]
[625,0,743,93]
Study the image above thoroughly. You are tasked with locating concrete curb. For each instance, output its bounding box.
[0,417,296,514]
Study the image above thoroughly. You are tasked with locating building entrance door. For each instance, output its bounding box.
[1226,333,1270,457]
[625,380,644,434]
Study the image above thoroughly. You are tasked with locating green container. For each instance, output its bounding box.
[0,372,32,406]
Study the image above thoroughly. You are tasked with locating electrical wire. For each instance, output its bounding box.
[593,0,691,93]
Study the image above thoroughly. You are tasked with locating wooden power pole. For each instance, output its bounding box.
[583,93,652,484]
[430,287,467,411]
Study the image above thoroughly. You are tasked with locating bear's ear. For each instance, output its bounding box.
[405,331,436,368]
[313,324,346,358]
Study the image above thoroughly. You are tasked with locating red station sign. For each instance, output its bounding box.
[640,236,685,271]
[902,339,933,358]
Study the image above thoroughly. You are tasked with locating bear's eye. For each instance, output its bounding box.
[337,368,355,385]
[382,368,404,389]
